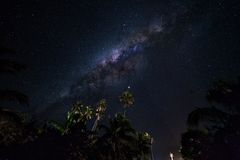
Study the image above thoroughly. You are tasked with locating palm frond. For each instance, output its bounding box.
[0,90,29,106]
[0,59,26,74]
[50,121,66,135]
[0,109,22,123]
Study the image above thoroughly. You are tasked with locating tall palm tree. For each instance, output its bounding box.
[0,46,28,106]
[119,91,134,115]
[0,46,28,146]
[97,113,138,160]
[92,99,107,132]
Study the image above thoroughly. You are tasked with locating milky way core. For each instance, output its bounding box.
[68,21,165,98]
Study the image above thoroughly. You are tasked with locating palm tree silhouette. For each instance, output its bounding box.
[92,99,107,132]
[136,132,153,160]
[0,46,28,145]
[119,91,134,115]
[98,113,138,159]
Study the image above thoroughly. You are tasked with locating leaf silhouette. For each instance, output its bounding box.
[0,59,26,74]
[187,107,228,127]
[0,90,29,106]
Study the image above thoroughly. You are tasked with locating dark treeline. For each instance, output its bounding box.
[0,91,153,160]
[0,52,153,159]
[0,46,153,160]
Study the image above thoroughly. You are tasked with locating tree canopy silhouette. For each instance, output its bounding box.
[181,80,240,160]
[0,46,30,147]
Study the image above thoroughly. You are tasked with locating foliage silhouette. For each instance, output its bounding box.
[181,80,240,160]
[0,93,153,160]
[0,46,29,146]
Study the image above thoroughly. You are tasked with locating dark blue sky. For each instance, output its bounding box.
[1,0,240,159]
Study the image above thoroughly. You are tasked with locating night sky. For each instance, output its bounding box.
[1,0,240,159]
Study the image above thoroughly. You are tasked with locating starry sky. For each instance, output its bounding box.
[1,0,240,159]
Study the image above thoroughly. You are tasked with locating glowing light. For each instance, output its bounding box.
[170,152,174,160]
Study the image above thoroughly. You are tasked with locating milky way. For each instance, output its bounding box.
[41,20,166,121]
[3,0,240,159]
[68,21,165,98]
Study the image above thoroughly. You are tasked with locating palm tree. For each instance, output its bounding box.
[92,99,107,132]
[119,91,134,115]
[0,46,28,107]
[52,101,93,135]
[136,132,153,160]
[0,46,28,106]
[0,90,28,106]
[97,113,138,159]
[0,46,28,146]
